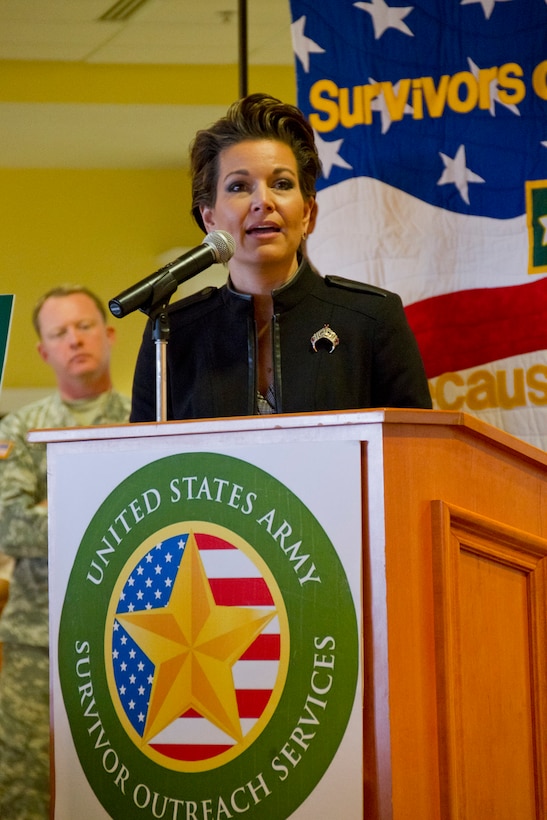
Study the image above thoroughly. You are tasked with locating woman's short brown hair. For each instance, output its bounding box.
[190,93,322,232]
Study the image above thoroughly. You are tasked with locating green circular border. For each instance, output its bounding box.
[59,452,359,819]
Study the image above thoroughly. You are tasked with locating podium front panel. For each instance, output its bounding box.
[45,426,366,820]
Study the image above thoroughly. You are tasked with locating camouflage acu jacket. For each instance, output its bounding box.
[0,391,130,647]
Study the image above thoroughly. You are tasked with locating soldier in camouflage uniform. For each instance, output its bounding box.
[0,285,131,819]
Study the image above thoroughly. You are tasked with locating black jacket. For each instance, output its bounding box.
[130,259,432,421]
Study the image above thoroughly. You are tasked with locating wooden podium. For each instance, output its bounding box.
[32,409,547,820]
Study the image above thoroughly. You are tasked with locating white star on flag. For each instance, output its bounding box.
[467,57,520,116]
[370,77,413,133]
[437,144,485,205]
[313,131,353,179]
[354,0,414,39]
[291,15,325,73]
[460,0,513,21]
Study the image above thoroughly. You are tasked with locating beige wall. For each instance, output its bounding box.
[1,166,198,401]
[0,61,295,407]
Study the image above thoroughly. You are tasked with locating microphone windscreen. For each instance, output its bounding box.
[203,230,236,264]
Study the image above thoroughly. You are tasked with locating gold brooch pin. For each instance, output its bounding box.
[310,324,339,353]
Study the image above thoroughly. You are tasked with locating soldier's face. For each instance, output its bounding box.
[36,294,115,385]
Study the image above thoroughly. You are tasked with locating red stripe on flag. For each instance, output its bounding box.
[194,534,236,549]
[150,743,232,761]
[236,688,274,717]
[181,690,274,721]
[181,708,202,718]
[240,633,280,660]
[209,577,275,606]
[405,278,547,378]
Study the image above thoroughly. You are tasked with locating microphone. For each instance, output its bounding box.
[109,230,235,318]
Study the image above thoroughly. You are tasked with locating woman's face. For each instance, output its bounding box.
[200,139,314,286]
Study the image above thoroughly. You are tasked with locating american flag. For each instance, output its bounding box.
[111,531,282,764]
[289,0,547,449]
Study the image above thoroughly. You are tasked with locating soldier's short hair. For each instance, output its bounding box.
[32,286,107,337]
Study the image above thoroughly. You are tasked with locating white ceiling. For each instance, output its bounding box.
[0,0,295,168]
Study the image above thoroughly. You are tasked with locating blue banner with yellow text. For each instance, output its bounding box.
[289,0,547,449]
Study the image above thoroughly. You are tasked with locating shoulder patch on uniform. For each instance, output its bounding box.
[0,440,14,459]
[325,275,388,297]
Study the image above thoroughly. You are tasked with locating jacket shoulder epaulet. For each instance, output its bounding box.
[169,286,218,312]
[325,275,388,297]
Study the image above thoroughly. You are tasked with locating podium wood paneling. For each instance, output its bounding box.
[432,503,547,819]
[379,417,547,820]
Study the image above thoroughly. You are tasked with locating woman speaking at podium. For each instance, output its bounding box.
[130,93,431,421]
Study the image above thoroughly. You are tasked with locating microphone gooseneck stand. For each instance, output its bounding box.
[140,271,180,423]
[110,232,235,420]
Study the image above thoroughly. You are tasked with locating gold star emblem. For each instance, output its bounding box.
[116,531,277,745]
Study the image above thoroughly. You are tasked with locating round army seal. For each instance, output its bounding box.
[58,452,359,819]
